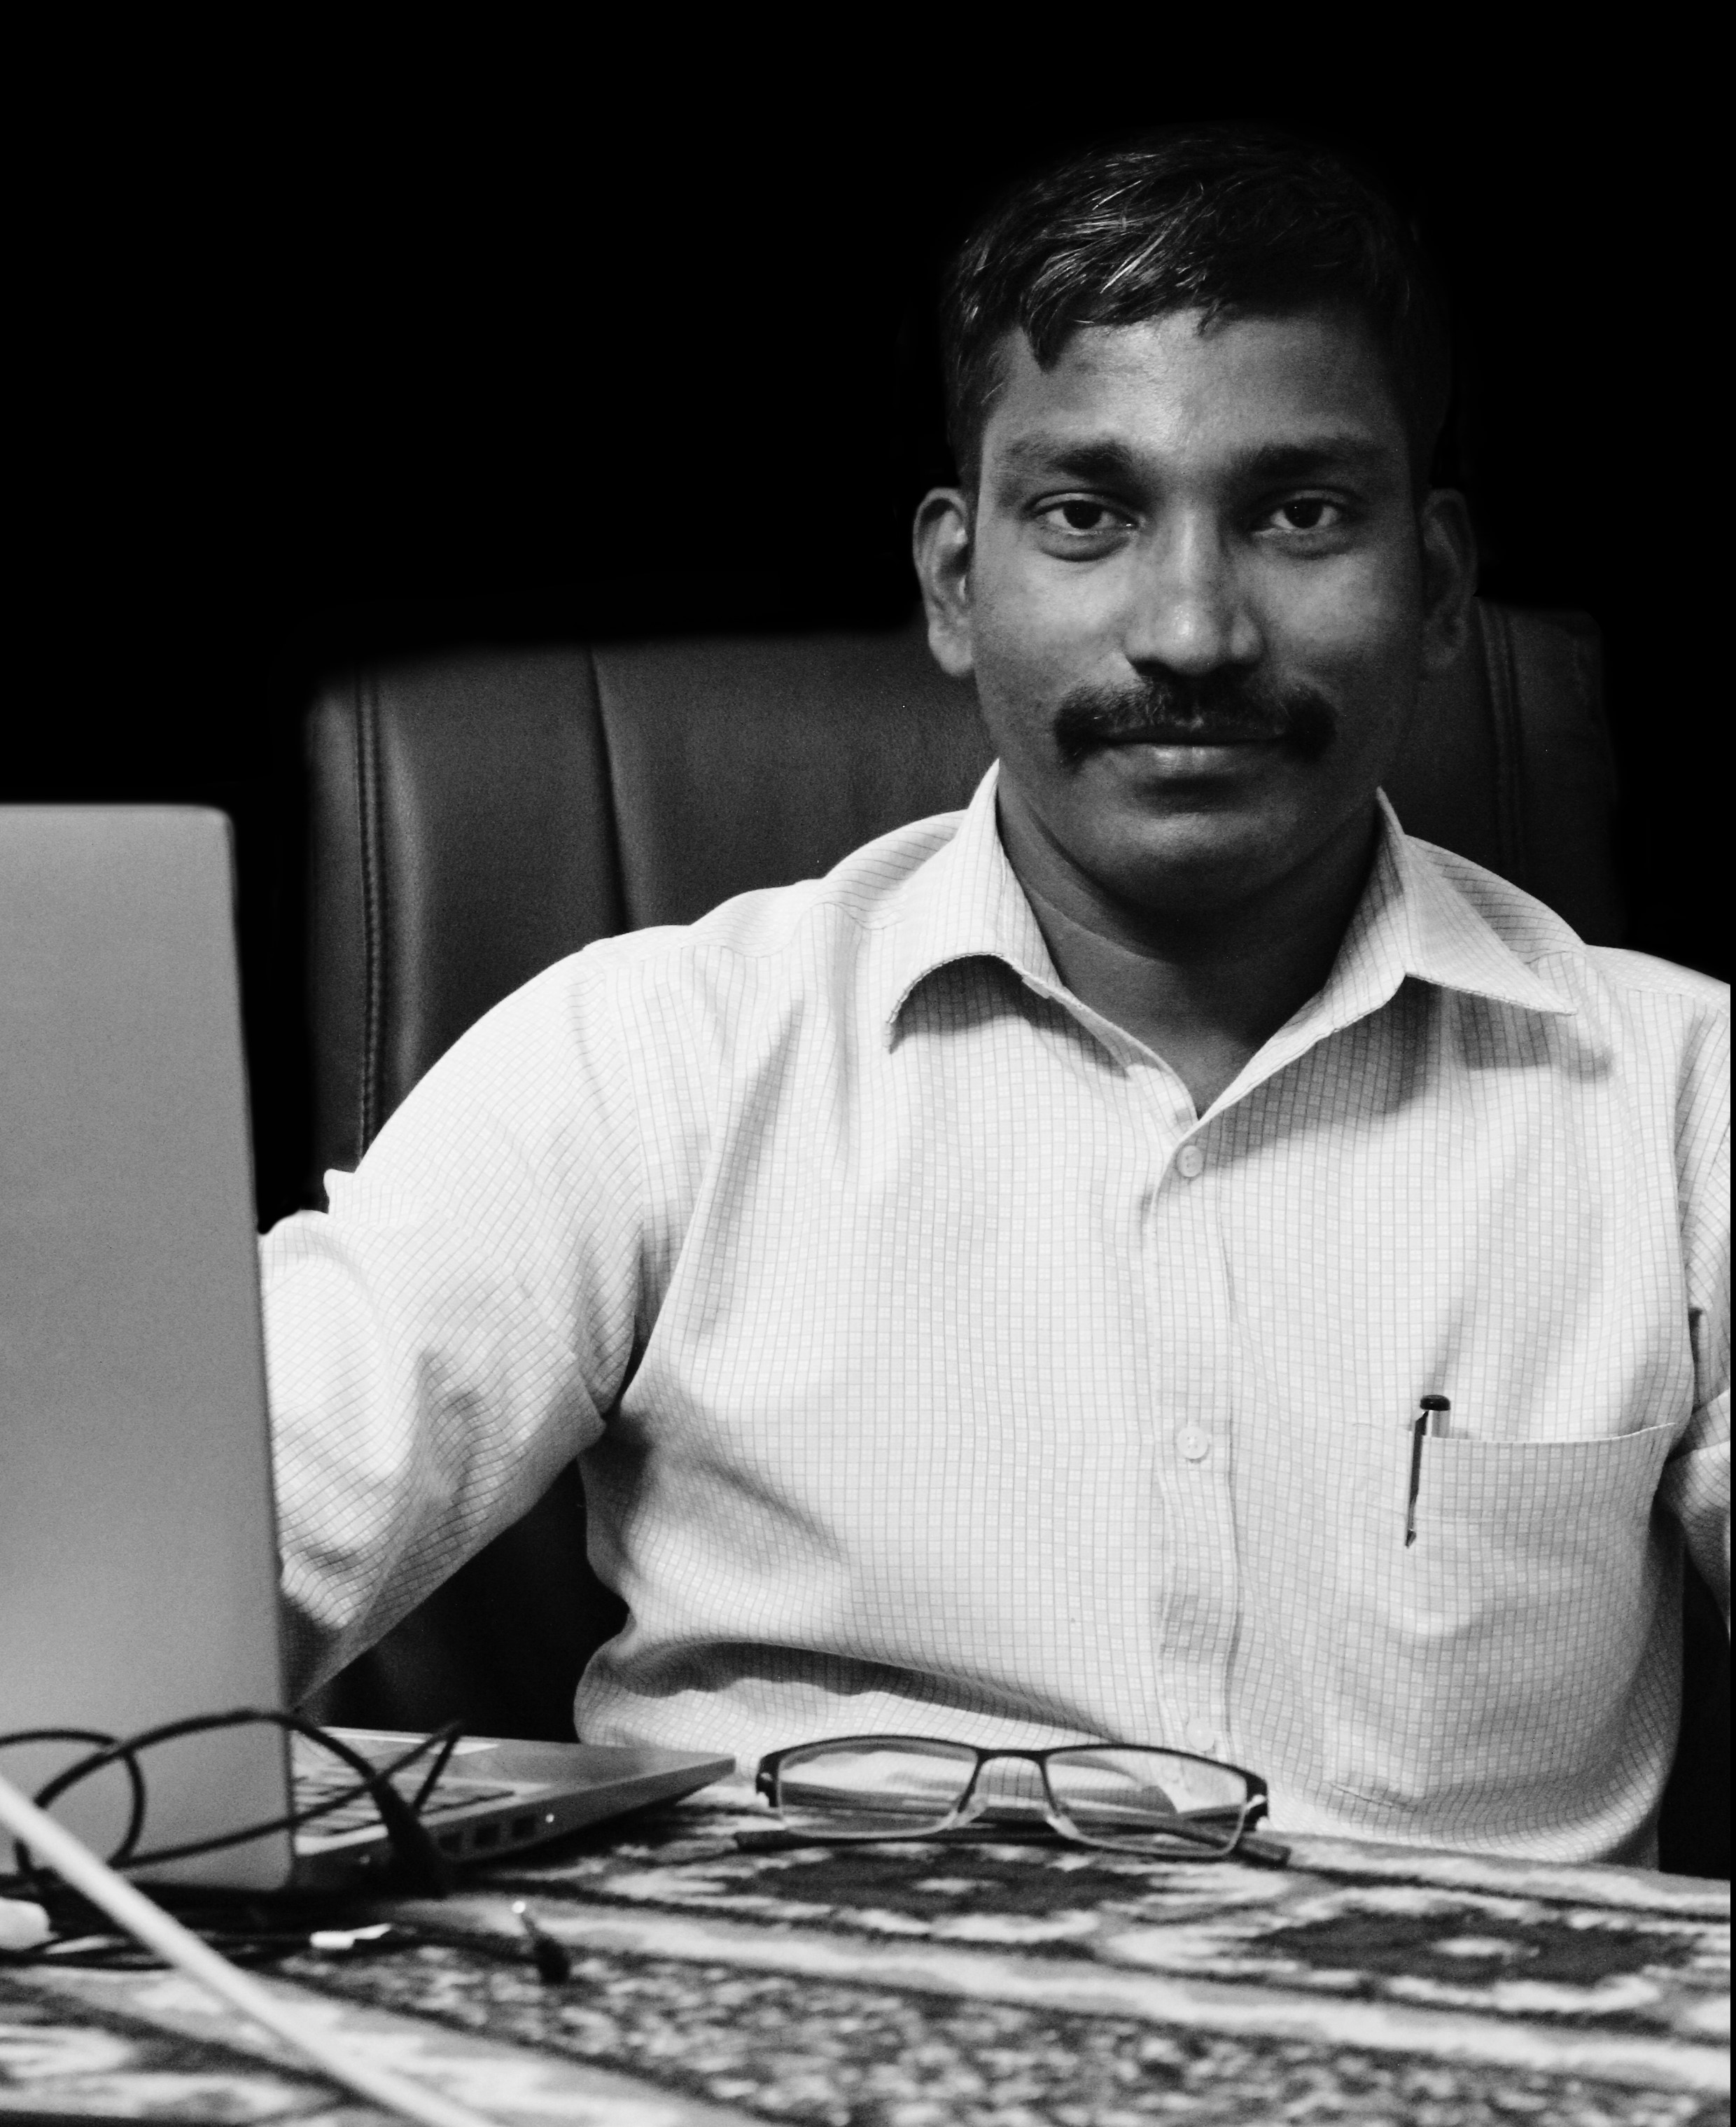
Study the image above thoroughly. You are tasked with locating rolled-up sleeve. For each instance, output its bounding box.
[262,954,647,1697]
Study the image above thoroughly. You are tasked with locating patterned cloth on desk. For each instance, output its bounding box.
[263,766,1730,1863]
[296,1797,1735,2126]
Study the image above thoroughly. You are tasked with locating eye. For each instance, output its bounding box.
[1035,497,1132,540]
[1261,495,1347,534]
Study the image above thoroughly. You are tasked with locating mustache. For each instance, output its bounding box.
[1051,671,1338,767]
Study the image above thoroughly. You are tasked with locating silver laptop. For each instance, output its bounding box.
[0,806,730,1893]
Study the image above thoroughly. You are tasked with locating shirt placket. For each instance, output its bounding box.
[1130,1065,1240,1765]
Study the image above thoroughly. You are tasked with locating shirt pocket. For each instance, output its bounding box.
[1322,1423,1676,1825]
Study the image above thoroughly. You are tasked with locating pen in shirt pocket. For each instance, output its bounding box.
[1404,1395,1451,1547]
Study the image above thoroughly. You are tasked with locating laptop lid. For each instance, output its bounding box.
[1,807,296,1890]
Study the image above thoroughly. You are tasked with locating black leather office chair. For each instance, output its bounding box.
[297,601,1728,1875]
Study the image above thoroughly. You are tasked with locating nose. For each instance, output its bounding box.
[1121,512,1263,679]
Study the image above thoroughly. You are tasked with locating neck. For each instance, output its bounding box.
[996,792,1379,1115]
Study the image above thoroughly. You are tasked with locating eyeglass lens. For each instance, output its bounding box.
[771,1740,1252,1853]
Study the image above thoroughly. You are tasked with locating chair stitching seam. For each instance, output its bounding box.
[586,643,630,934]
[1480,601,1531,891]
[356,670,386,1157]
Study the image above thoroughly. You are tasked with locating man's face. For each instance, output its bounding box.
[918,307,1470,922]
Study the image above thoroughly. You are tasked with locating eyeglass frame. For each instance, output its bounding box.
[753,1734,1290,1867]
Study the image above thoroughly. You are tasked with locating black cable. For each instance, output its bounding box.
[22,1911,571,1983]
[115,1714,461,1882]
[0,1709,594,1984]
[1,1729,148,1870]
[407,1726,462,1816]
[1,1709,460,1901]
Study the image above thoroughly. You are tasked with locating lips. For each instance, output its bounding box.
[1100,727,1273,747]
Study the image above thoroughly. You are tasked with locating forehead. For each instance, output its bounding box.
[979,307,1408,482]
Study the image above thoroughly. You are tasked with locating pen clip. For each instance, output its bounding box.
[1405,1395,1451,1547]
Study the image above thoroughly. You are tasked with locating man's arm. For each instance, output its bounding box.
[1661,1421,1730,1632]
[1662,1067,1730,1626]
[262,952,648,1699]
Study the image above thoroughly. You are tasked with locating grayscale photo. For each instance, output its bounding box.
[4,62,1726,2127]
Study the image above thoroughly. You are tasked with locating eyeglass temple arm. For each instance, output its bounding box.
[1183,1799,1290,1868]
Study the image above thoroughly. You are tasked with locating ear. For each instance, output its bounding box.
[912,487,976,679]
[1417,488,1478,676]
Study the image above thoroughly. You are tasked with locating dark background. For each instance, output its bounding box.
[16,88,1718,1229]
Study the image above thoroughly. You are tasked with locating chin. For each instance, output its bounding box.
[1091,812,1301,910]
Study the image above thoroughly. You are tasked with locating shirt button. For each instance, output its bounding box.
[1176,1144,1205,1179]
[1184,1716,1219,1755]
[1177,1426,1211,1462]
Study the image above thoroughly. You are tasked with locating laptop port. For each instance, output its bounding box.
[510,1816,536,1840]
[472,1822,500,1849]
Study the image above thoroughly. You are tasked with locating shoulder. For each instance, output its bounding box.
[377,811,965,1168]
[1415,837,1728,1020]
[561,807,965,989]
[1409,840,1728,1148]
[1574,947,1730,1014]
[463,807,969,1078]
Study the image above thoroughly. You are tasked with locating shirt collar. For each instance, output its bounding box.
[881,763,1058,1033]
[1315,790,1578,1028]
[881,769,1577,1047]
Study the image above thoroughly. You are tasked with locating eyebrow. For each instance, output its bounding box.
[1236,436,1395,481]
[993,430,1396,487]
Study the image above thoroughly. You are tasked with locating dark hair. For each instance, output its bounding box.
[941,125,1451,493]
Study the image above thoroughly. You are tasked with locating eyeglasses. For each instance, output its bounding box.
[753,1735,1289,1866]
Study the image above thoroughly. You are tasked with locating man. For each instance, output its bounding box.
[265,127,1728,1865]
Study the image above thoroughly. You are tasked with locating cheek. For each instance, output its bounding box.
[969,568,1069,720]
[1273,542,1424,676]
[1251,565,1424,771]
[1281,555,1429,769]
[969,530,1124,696]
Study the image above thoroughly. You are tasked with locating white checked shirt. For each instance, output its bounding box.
[263,767,1730,1864]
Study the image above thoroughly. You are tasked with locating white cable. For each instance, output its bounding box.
[0,1894,50,1950]
[0,1768,499,2127]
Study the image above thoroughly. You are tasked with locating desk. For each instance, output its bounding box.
[3,1783,1728,2124]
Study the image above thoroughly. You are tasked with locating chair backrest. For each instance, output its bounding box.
[300,599,1723,1883]
[304,601,1621,1188]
